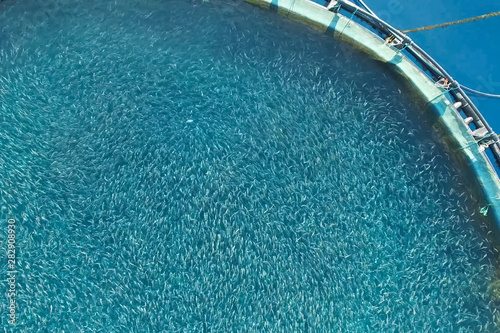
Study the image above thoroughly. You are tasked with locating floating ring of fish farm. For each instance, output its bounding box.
[1,0,500,331]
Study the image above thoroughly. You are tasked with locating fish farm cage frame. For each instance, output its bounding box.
[246,0,500,234]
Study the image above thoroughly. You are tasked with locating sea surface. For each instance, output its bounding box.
[0,0,499,331]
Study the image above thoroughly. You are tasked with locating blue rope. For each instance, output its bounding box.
[339,7,358,36]
[460,85,500,99]
[428,86,460,104]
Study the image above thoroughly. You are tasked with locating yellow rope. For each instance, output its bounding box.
[401,11,500,34]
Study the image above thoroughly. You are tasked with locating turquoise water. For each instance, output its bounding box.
[0,0,498,331]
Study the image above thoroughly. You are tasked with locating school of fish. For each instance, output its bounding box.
[0,0,499,331]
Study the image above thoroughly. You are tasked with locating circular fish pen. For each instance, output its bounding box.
[1,0,500,331]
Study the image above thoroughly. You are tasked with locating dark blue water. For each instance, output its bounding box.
[0,0,498,331]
